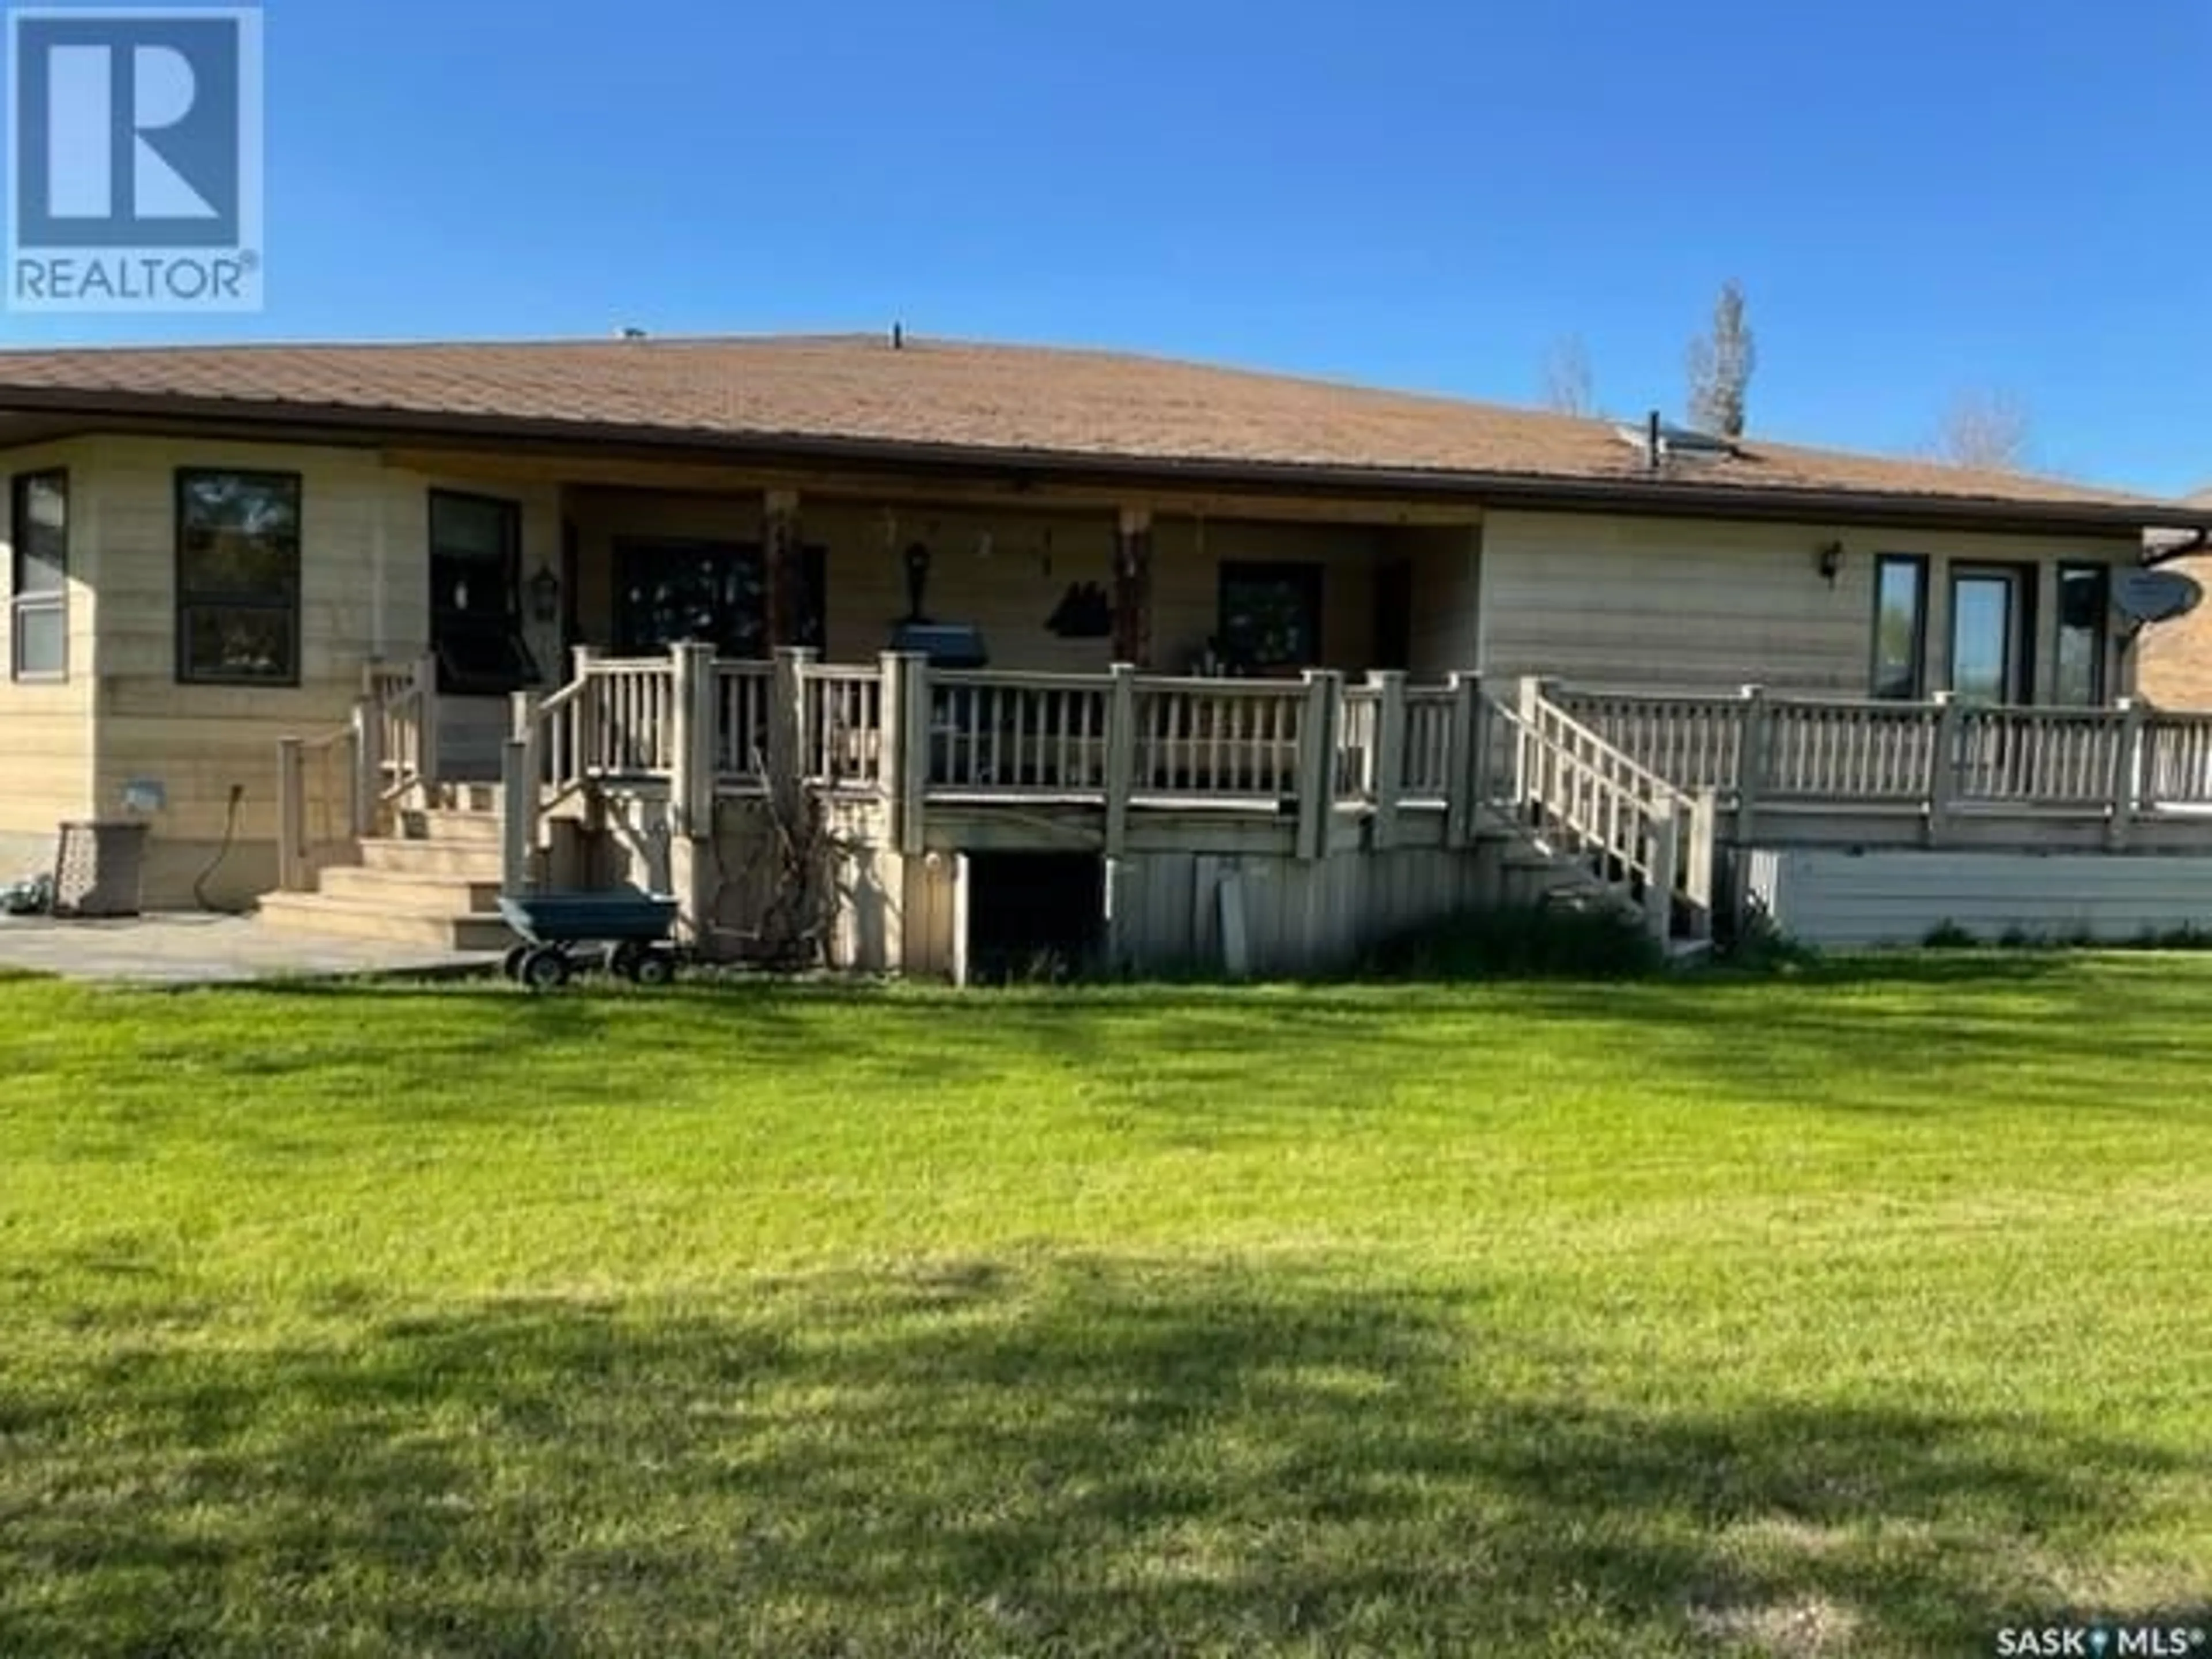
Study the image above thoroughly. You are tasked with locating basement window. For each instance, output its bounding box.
[9,471,66,680]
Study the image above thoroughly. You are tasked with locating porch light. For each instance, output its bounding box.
[1817,541,1845,587]
[529,562,562,623]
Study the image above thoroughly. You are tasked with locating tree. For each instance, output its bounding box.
[1932,388,2032,472]
[1540,335,1597,417]
[1685,280,1756,437]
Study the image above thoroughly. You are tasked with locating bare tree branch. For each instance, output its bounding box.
[1931,389,2033,472]
[1540,335,1597,418]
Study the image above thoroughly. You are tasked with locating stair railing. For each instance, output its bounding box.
[1497,679,1715,944]
[274,655,438,893]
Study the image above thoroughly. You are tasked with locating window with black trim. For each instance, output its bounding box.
[1218,561,1323,675]
[1871,554,1929,699]
[614,540,827,657]
[2054,563,2111,707]
[10,471,67,680]
[430,490,537,694]
[177,469,301,685]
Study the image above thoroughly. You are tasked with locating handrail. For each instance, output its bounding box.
[1505,684,1713,944]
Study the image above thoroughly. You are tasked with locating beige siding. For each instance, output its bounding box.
[1396,523,1482,677]
[1480,509,2139,698]
[1751,848,2212,948]
[76,437,559,902]
[0,441,100,852]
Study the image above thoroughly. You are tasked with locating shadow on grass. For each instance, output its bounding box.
[2,1259,2198,1658]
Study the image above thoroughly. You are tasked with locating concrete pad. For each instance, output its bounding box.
[0,911,504,987]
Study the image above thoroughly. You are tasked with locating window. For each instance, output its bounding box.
[1218,561,1323,675]
[10,471,66,680]
[614,540,827,657]
[430,490,536,694]
[1870,554,1928,699]
[2055,563,2111,707]
[176,469,301,685]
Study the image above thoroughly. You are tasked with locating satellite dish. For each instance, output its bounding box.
[2113,569,2204,626]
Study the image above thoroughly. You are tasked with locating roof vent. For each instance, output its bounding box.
[618,326,648,340]
[1616,409,1737,470]
[891,322,906,350]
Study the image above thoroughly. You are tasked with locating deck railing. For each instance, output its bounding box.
[928,671,1114,794]
[1552,680,2212,833]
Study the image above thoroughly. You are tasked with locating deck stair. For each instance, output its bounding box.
[257,787,514,952]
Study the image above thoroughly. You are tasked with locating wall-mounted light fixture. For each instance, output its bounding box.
[1817,541,1845,587]
[529,563,562,623]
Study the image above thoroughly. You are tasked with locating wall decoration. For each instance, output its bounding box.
[1046,581,1113,639]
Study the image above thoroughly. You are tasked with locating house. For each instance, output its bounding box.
[2138,488,2212,710]
[3,331,2211,971]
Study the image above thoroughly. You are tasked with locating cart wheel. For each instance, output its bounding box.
[520,946,571,991]
[631,950,677,988]
[607,942,642,982]
[501,945,532,982]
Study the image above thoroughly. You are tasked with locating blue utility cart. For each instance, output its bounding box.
[496,888,681,990]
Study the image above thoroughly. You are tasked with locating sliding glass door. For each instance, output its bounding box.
[1948,567,2029,704]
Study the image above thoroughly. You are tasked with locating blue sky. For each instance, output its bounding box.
[5,0,2206,494]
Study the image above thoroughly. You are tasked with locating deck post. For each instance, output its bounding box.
[1643,802,1681,946]
[499,736,535,899]
[667,642,717,838]
[509,689,543,864]
[276,737,307,892]
[899,654,932,856]
[1445,672,1483,849]
[2108,696,2144,850]
[1104,662,1138,858]
[567,645,603,832]
[1296,669,1343,862]
[768,646,817,820]
[1734,684,1769,846]
[1927,692,1961,847]
[349,695,381,838]
[1686,787,1719,943]
[414,652,441,789]
[1366,670,1407,851]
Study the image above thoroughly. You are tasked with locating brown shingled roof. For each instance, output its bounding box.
[0,332,2201,527]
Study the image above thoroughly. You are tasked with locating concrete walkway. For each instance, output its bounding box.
[0,911,503,986]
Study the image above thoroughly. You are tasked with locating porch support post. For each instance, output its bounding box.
[568,645,604,834]
[1686,787,1719,944]
[1103,662,1137,858]
[1926,691,1961,848]
[1367,670,1406,851]
[2108,696,2144,850]
[1112,506,1154,669]
[1445,672,1483,849]
[763,490,805,648]
[1296,669,1343,862]
[879,650,922,849]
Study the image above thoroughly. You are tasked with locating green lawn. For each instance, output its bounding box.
[1,959,2207,1657]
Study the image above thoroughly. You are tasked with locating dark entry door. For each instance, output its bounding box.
[1373,560,1414,671]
